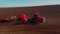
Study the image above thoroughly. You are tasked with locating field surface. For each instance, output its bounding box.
[0,5,60,34]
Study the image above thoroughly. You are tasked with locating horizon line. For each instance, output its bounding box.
[0,4,60,8]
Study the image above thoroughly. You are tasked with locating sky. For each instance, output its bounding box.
[0,0,60,7]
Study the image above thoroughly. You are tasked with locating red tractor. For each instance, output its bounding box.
[17,13,45,24]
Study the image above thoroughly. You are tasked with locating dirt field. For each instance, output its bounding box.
[0,5,60,34]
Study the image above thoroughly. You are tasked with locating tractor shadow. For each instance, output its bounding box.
[12,21,42,25]
[13,22,32,25]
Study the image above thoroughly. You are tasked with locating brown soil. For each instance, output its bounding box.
[0,5,60,34]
